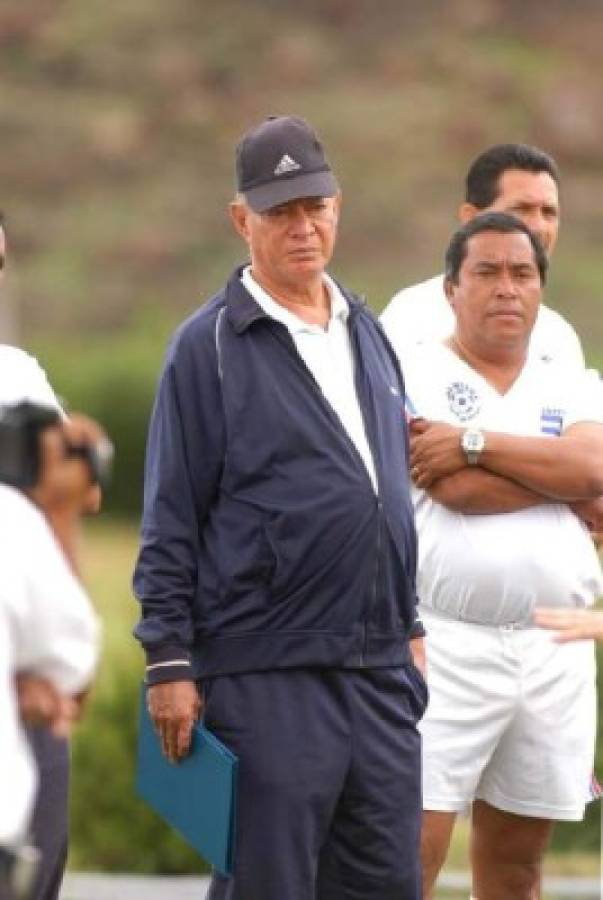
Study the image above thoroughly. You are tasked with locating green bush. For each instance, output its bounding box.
[68,521,208,872]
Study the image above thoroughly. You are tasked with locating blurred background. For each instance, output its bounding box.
[0,0,600,884]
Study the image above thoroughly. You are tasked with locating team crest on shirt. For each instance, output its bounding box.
[446,381,480,422]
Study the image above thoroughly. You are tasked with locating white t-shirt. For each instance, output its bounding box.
[0,345,62,409]
[402,342,603,626]
[0,347,100,846]
[381,274,585,371]
[241,267,378,492]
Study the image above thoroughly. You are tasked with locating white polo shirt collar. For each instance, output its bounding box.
[241,266,348,332]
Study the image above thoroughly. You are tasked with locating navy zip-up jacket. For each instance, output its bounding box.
[134,267,421,684]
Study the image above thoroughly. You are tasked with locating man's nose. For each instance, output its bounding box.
[288,204,314,234]
[494,269,518,295]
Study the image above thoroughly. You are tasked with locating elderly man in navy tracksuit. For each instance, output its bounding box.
[133,115,426,900]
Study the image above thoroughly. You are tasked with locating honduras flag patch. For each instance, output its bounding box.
[540,407,564,436]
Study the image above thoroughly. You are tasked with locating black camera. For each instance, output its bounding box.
[0,401,113,490]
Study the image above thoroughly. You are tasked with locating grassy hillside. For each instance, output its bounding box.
[0,0,601,366]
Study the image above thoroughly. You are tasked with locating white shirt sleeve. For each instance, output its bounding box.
[0,346,62,411]
[531,306,585,371]
[380,275,455,360]
[563,368,603,429]
[1,487,101,695]
[557,318,586,370]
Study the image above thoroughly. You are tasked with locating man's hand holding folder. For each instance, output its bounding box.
[137,687,239,875]
[147,680,202,763]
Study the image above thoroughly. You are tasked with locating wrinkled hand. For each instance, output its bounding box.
[409,418,465,489]
[147,680,202,764]
[534,607,603,643]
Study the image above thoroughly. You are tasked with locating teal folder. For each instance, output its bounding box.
[136,688,238,875]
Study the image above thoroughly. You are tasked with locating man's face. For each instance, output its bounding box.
[485,169,560,256]
[230,195,340,291]
[445,229,543,355]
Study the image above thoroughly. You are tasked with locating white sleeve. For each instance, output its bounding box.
[563,368,603,429]
[22,355,62,410]
[0,346,62,412]
[6,494,101,695]
[556,318,586,371]
[380,275,454,359]
[380,288,406,332]
[22,530,101,694]
[534,308,585,372]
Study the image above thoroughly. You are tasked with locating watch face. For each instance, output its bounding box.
[463,429,485,454]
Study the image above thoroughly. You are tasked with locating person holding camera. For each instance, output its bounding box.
[0,216,109,900]
[0,403,111,900]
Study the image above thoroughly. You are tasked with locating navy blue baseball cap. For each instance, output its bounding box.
[235,115,339,213]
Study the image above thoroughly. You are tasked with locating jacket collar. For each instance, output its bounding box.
[224,264,366,335]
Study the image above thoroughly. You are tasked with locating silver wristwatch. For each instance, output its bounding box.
[461,428,485,465]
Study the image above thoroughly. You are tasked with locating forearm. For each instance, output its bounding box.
[428,468,548,514]
[481,429,603,501]
[534,607,603,643]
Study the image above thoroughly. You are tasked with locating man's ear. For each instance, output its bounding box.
[458,202,479,224]
[333,192,342,223]
[443,275,457,309]
[228,201,250,242]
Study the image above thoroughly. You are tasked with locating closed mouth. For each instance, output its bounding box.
[488,308,523,319]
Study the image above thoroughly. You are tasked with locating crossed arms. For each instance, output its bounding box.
[409,419,603,531]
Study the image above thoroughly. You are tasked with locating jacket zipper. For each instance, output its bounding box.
[361,497,382,665]
[269,316,384,666]
[348,312,386,666]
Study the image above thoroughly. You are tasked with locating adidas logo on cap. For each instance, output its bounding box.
[274,154,302,176]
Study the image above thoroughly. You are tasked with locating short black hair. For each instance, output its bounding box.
[444,212,548,286]
[465,144,559,209]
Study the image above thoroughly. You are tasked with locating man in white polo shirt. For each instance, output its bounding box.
[399,212,603,900]
[381,143,584,372]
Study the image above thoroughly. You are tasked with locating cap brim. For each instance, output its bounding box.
[244,171,339,213]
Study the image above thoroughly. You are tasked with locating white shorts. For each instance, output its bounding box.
[420,608,598,821]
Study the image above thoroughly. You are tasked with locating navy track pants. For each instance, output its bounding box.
[26,727,69,900]
[204,665,425,900]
